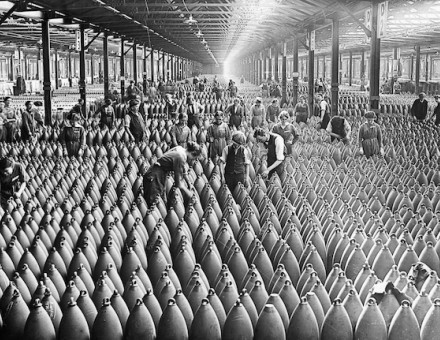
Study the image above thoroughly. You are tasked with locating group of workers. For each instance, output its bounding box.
[1,78,388,211]
[411,92,440,125]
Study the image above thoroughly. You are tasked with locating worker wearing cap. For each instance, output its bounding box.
[33,101,45,130]
[411,92,428,121]
[3,97,18,143]
[95,98,115,130]
[143,141,202,208]
[327,111,351,145]
[359,111,383,158]
[254,127,285,178]
[431,95,440,125]
[266,98,281,125]
[171,113,192,148]
[294,95,309,124]
[207,111,231,162]
[20,101,36,142]
[59,113,86,157]
[126,80,141,101]
[225,97,244,130]
[250,97,266,128]
[186,94,204,129]
[0,157,29,209]
[124,99,146,143]
[219,131,250,192]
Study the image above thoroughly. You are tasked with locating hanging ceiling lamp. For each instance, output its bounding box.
[184,14,197,24]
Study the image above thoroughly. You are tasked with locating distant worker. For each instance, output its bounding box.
[250,97,266,128]
[327,112,351,145]
[186,94,205,129]
[228,81,238,98]
[266,98,281,125]
[317,94,331,130]
[70,98,87,121]
[293,95,309,124]
[431,95,440,125]
[358,111,383,158]
[20,101,36,142]
[411,92,428,121]
[225,97,245,130]
[95,98,115,130]
[124,99,146,143]
[59,113,86,157]
[126,80,141,101]
[206,111,231,162]
[219,131,250,192]
[2,97,18,142]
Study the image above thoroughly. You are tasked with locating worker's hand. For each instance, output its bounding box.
[261,170,269,178]
[13,192,20,199]
[380,147,384,156]
[63,148,68,157]
[359,148,364,155]
[78,148,84,157]
[243,178,249,188]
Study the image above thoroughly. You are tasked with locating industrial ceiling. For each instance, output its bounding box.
[0,0,439,65]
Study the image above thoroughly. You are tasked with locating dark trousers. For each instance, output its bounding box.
[5,123,16,142]
[268,162,284,179]
[225,173,245,193]
[188,114,200,129]
[143,165,166,208]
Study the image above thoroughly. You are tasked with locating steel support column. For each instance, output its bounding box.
[150,49,155,82]
[103,32,109,98]
[425,53,429,83]
[410,54,414,81]
[171,55,174,81]
[68,51,72,87]
[415,46,420,93]
[274,46,279,82]
[369,1,381,113]
[281,45,287,106]
[331,18,340,116]
[90,53,94,85]
[292,38,299,107]
[143,44,147,94]
[120,38,125,101]
[268,49,272,81]
[162,52,166,81]
[263,52,267,81]
[42,18,52,125]
[133,42,137,84]
[54,49,59,89]
[361,50,365,78]
[316,55,320,79]
[24,54,28,81]
[79,26,87,117]
[308,30,315,116]
[349,51,353,86]
[37,47,41,81]
[391,47,399,94]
